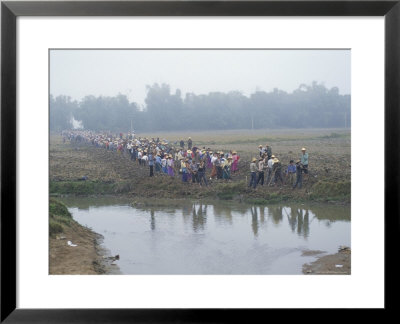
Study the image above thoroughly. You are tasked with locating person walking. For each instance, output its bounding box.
[293,159,303,189]
[148,152,154,177]
[266,155,275,185]
[257,156,265,186]
[181,158,189,182]
[161,154,168,174]
[210,152,218,179]
[286,160,296,187]
[231,151,240,173]
[167,155,175,177]
[223,157,232,179]
[258,145,264,157]
[249,158,258,189]
[190,160,199,183]
[198,161,208,186]
[155,153,162,173]
[131,145,136,161]
[272,157,284,186]
[187,137,193,150]
[300,147,309,179]
[141,152,148,167]
[266,144,272,161]
[216,154,223,180]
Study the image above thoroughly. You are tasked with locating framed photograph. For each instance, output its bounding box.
[1,0,399,321]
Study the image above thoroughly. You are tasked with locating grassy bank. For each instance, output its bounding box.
[49,178,350,205]
[49,198,74,236]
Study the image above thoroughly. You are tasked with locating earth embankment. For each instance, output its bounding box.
[50,130,351,204]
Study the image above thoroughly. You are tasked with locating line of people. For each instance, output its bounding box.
[249,147,309,189]
[62,130,309,190]
[62,130,241,186]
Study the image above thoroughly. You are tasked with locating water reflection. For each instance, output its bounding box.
[213,204,233,225]
[270,206,283,225]
[63,198,350,239]
[250,206,258,236]
[192,204,207,232]
[138,203,348,238]
[64,198,351,274]
[150,209,156,231]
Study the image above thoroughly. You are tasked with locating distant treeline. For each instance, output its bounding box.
[50,82,351,132]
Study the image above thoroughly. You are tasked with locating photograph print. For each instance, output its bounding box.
[49,49,351,275]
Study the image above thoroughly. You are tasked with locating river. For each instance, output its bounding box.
[61,197,350,275]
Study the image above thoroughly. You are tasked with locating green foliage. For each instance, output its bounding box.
[50,82,351,132]
[49,198,72,218]
[49,199,74,237]
[245,193,290,205]
[310,180,351,202]
[49,220,63,236]
[215,181,246,200]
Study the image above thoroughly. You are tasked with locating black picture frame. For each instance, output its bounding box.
[1,0,399,322]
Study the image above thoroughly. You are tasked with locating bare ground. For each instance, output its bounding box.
[302,248,351,275]
[49,221,120,275]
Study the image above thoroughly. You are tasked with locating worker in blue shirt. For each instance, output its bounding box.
[286,160,296,187]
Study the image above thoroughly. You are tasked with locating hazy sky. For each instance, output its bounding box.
[50,49,350,106]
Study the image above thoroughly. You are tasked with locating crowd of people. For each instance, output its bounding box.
[248,147,309,189]
[62,130,309,189]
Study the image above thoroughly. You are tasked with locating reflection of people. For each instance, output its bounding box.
[303,209,310,238]
[259,206,266,224]
[150,209,156,231]
[270,206,283,224]
[192,204,206,232]
[297,209,304,235]
[250,206,259,236]
[288,207,297,232]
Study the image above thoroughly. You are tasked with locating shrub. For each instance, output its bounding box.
[49,220,63,236]
[49,198,71,218]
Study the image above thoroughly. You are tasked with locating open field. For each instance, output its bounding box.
[50,128,351,204]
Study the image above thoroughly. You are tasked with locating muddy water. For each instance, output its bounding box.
[62,198,350,275]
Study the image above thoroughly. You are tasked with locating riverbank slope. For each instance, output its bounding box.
[49,198,119,274]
